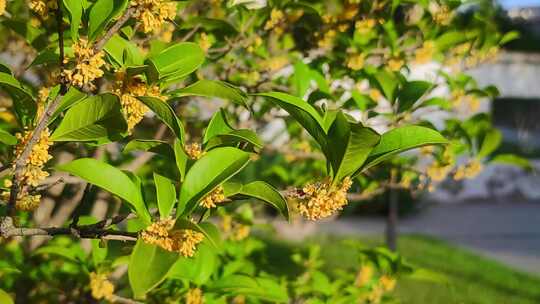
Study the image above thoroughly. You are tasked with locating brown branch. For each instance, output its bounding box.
[93,7,136,52]
[0,216,137,241]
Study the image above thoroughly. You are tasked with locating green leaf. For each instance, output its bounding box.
[50,94,126,143]
[233,181,289,220]
[397,81,432,112]
[124,139,175,161]
[372,69,398,102]
[360,126,448,173]
[104,34,144,66]
[91,239,108,267]
[178,147,250,217]
[88,0,128,41]
[50,86,88,122]
[292,61,311,97]
[478,129,502,158]
[203,109,234,143]
[168,241,217,285]
[204,129,263,152]
[63,0,83,41]
[0,289,14,304]
[327,113,381,181]
[500,31,520,45]
[256,92,327,152]
[171,80,248,108]
[128,240,179,299]
[0,129,16,145]
[34,245,85,262]
[491,154,532,171]
[56,158,150,223]
[137,96,185,143]
[146,42,205,82]
[173,139,189,182]
[0,72,36,126]
[209,274,289,303]
[154,172,176,218]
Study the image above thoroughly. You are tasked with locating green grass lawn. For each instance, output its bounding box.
[266,234,540,304]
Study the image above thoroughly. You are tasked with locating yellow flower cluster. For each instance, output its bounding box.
[199,33,212,53]
[260,56,289,72]
[388,57,404,72]
[14,128,52,187]
[354,265,374,287]
[62,39,105,89]
[186,288,203,304]
[247,35,263,53]
[0,0,6,16]
[29,0,57,18]
[185,143,205,160]
[140,217,205,257]
[199,186,226,209]
[131,0,177,33]
[414,41,436,64]
[89,272,115,301]
[230,224,250,241]
[15,193,42,211]
[432,4,453,25]
[264,9,285,34]
[425,162,452,182]
[316,29,337,49]
[355,19,376,35]
[346,52,365,71]
[454,159,483,180]
[464,47,499,68]
[292,177,353,221]
[113,74,164,132]
[368,275,397,303]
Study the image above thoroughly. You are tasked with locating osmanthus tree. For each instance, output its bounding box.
[0,0,525,303]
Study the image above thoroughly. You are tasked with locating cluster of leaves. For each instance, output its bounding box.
[0,0,529,303]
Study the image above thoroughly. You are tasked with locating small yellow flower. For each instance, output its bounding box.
[140,217,205,257]
[185,143,205,160]
[355,265,374,287]
[346,53,365,71]
[113,73,165,132]
[62,39,105,88]
[29,0,57,18]
[379,275,397,292]
[199,186,226,209]
[415,41,436,64]
[14,128,52,187]
[388,57,404,72]
[260,56,289,72]
[426,163,452,182]
[355,18,376,35]
[89,272,115,301]
[0,0,6,16]
[186,287,203,304]
[199,33,212,53]
[231,224,250,241]
[265,9,285,31]
[454,159,483,180]
[290,177,353,221]
[369,88,382,102]
[317,30,337,49]
[131,0,177,33]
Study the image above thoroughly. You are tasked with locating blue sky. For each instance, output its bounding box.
[499,0,540,8]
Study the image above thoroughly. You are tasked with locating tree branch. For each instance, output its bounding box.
[93,7,136,52]
[0,216,137,241]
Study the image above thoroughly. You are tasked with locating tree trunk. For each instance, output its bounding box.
[386,189,398,251]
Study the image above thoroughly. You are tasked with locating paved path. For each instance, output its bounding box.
[275,203,540,274]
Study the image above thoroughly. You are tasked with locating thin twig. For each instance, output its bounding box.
[93,7,136,52]
[0,216,137,241]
